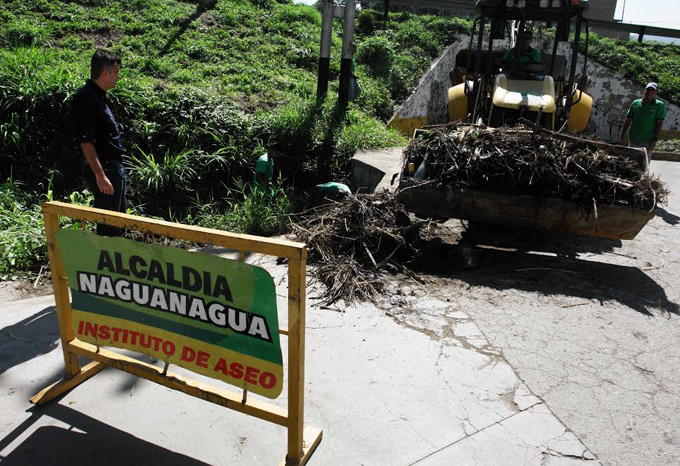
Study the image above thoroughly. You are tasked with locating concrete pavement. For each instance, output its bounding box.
[4,162,679,465]
[1,252,598,465]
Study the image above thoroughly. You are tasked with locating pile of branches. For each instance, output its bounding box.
[403,123,667,211]
[291,193,432,304]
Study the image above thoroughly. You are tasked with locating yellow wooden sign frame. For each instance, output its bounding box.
[32,201,323,465]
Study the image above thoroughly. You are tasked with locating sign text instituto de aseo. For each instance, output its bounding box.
[57,230,283,398]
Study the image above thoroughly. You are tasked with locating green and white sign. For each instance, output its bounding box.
[57,230,284,398]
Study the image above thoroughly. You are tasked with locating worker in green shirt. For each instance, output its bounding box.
[316,182,351,201]
[620,82,666,167]
[253,144,283,194]
[501,30,541,66]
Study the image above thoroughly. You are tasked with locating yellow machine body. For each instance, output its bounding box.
[567,90,592,133]
[491,74,556,113]
[447,83,468,122]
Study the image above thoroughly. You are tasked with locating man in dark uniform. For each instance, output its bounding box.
[72,49,126,236]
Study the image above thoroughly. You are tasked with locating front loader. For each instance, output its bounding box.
[448,0,593,133]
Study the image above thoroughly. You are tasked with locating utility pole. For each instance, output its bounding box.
[338,0,356,111]
[317,0,334,100]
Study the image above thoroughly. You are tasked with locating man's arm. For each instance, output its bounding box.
[651,119,664,151]
[619,116,633,145]
[80,142,114,195]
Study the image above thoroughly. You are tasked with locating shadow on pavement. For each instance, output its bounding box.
[461,222,623,256]
[656,207,680,226]
[416,240,678,317]
[0,404,209,466]
[0,306,60,375]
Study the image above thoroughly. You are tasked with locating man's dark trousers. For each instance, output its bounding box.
[83,160,127,236]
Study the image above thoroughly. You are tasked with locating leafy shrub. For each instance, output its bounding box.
[423,16,472,45]
[356,35,395,78]
[198,181,293,237]
[656,139,680,153]
[394,20,440,58]
[0,181,47,276]
[355,78,395,121]
[3,18,51,46]
[355,9,384,37]
[126,148,197,194]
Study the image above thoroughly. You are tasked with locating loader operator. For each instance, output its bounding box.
[620,82,666,166]
[501,30,541,66]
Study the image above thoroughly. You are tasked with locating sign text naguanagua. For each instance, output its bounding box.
[57,230,283,398]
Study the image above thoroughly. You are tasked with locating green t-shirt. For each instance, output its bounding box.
[253,152,274,193]
[627,98,666,143]
[317,182,350,200]
[502,46,541,65]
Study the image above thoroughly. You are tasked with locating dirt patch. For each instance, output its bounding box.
[0,278,54,305]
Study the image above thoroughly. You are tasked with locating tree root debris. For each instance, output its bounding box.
[401,123,668,211]
[291,193,436,305]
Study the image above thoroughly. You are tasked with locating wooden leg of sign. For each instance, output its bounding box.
[42,209,81,379]
[279,426,323,466]
[284,249,322,465]
[30,361,107,405]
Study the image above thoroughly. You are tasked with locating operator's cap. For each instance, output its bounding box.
[645,82,658,91]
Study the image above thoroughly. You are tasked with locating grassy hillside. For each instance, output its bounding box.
[2,0,678,277]
[0,0,474,275]
[586,35,680,105]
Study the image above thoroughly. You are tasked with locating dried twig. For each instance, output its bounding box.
[400,123,668,212]
[291,193,433,305]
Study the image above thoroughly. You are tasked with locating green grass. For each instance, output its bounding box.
[585,35,680,105]
[0,0,463,274]
[196,181,294,237]
[0,179,93,277]
[656,139,680,153]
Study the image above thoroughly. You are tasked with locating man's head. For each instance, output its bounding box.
[267,143,284,159]
[91,49,121,91]
[521,31,533,52]
[643,82,658,102]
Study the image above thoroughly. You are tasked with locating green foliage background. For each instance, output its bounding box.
[2,0,679,275]
[0,0,469,274]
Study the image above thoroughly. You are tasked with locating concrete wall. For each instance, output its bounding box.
[387,40,470,135]
[389,37,680,142]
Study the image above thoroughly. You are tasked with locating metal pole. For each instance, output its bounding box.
[339,0,356,111]
[565,14,582,112]
[317,0,334,100]
[471,15,486,124]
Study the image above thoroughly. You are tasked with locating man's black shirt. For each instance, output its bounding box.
[72,79,124,162]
